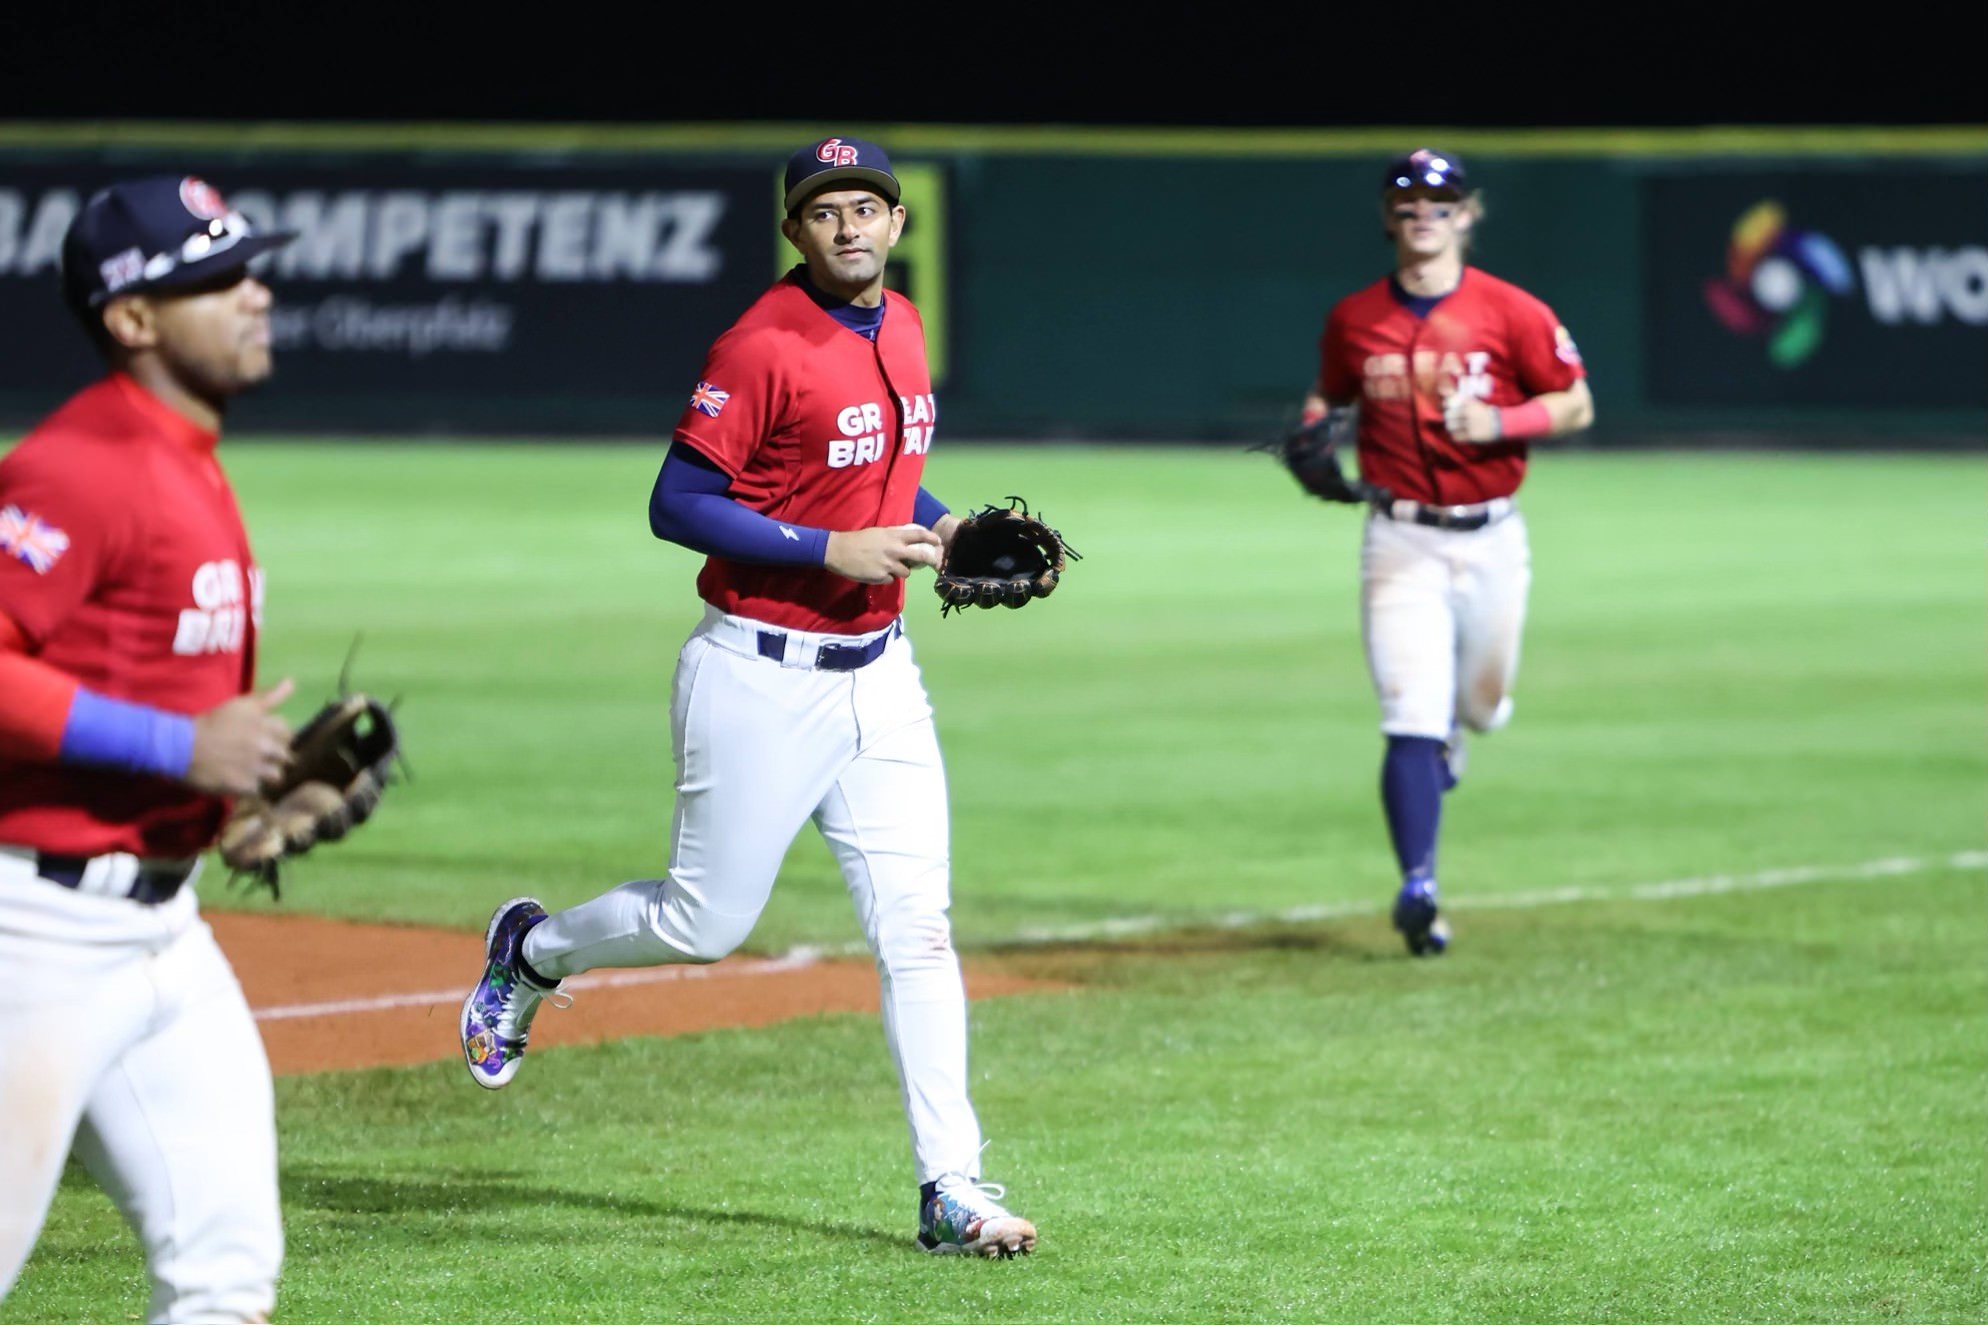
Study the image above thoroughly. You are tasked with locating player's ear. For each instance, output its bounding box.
[779,215,802,253]
[99,295,158,353]
[888,203,906,247]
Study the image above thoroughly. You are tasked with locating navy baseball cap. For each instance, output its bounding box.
[60,175,297,312]
[782,137,901,213]
[1382,149,1468,196]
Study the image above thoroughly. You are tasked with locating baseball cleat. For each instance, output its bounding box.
[460,896,567,1089]
[1392,875,1450,957]
[917,1175,1037,1258]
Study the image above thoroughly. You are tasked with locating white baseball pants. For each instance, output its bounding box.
[524,606,984,1183]
[0,860,281,1323]
[1361,510,1532,740]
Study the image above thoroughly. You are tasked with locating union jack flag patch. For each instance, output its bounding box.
[0,505,70,574]
[690,382,730,418]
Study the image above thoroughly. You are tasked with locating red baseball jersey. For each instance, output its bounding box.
[1319,267,1585,505]
[672,268,936,634]
[0,373,261,858]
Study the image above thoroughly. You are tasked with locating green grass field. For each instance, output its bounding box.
[5,442,1984,1323]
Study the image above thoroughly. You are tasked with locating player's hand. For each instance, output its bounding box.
[187,678,295,797]
[1441,391,1501,444]
[825,525,944,584]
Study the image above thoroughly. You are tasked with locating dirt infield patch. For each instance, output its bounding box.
[208,913,1065,1077]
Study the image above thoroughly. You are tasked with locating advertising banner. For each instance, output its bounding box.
[1644,169,1988,408]
[1,129,1979,442]
[0,157,783,433]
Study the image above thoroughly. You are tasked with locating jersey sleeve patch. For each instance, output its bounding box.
[0,505,72,574]
[690,381,731,418]
[1554,325,1583,367]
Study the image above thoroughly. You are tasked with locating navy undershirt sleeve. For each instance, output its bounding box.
[650,442,829,565]
[913,488,949,528]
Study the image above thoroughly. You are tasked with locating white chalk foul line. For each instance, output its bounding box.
[252,851,1986,1021]
[999,849,1988,947]
[253,951,820,1022]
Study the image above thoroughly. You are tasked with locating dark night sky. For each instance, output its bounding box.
[0,12,1974,129]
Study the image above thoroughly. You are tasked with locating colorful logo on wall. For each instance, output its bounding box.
[1703,201,1854,368]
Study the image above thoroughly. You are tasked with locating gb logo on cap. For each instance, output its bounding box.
[816,139,860,167]
[178,176,230,220]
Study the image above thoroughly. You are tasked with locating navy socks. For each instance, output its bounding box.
[516,916,560,989]
[1381,735,1448,881]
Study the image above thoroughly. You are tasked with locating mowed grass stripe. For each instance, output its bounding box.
[153,442,1984,954]
[3,442,1980,1323]
[11,867,1981,1324]
[244,850,1986,1019]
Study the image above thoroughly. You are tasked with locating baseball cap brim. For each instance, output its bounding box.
[783,168,900,213]
[93,230,299,305]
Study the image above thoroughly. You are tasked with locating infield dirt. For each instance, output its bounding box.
[210,912,1064,1076]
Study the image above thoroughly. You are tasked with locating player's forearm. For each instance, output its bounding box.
[1480,381,1594,443]
[912,487,949,530]
[0,642,74,761]
[652,442,955,570]
[1504,381,1594,440]
[654,485,831,565]
[650,442,829,566]
[0,645,195,776]
[1534,380,1594,436]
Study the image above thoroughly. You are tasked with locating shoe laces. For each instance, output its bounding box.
[932,1142,1013,1216]
[493,974,572,1040]
[933,1175,1012,1218]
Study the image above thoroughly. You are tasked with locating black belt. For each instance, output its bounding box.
[1375,497,1513,532]
[37,852,195,904]
[757,619,902,672]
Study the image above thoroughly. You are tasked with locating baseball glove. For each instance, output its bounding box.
[217,691,403,897]
[933,496,1081,617]
[1253,406,1390,506]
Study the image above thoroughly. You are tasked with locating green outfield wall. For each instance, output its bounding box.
[1,123,1982,445]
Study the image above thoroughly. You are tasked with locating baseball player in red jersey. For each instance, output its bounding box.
[459,136,1038,1258]
[0,177,300,1320]
[1301,149,1595,957]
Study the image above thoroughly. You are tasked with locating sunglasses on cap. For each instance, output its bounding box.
[139,213,251,284]
[91,211,256,306]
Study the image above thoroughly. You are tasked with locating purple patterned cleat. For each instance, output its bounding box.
[1392,875,1450,957]
[918,1174,1037,1258]
[460,897,566,1089]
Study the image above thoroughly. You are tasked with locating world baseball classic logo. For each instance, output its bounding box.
[1702,200,1853,368]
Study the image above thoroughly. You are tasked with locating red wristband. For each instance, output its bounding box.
[1494,399,1552,440]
